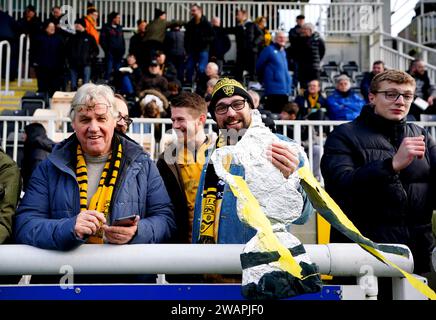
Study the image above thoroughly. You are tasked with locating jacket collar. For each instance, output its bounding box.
[358,104,407,145]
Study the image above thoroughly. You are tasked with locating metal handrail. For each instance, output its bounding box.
[0,40,11,95]
[0,243,413,277]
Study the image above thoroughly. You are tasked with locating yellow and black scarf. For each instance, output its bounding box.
[198,135,231,244]
[76,138,123,244]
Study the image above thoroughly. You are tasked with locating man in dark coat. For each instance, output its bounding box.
[184,4,214,85]
[65,18,99,90]
[227,9,263,82]
[22,123,55,191]
[321,70,436,275]
[100,11,125,81]
[408,59,436,119]
[293,23,325,90]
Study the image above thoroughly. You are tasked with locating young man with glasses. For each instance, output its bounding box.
[321,70,436,277]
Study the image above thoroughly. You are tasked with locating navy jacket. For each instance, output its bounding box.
[14,133,176,250]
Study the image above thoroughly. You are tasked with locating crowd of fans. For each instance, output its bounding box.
[2,3,436,125]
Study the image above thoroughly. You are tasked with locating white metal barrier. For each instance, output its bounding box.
[0,243,413,276]
[17,34,30,87]
[369,27,436,83]
[3,0,383,34]
[2,116,436,176]
[0,40,13,96]
[0,243,425,299]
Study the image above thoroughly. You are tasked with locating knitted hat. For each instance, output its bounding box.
[208,78,254,120]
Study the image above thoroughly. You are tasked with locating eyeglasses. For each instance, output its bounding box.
[215,99,247,115]
[76,103,109,116]
[117,114,133,126]
[375,91,416,102]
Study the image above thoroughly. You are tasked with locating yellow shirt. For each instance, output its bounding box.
[177,138,211,242]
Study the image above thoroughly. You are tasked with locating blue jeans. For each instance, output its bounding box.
[120,74,134,95]
[185,50,209,84]
[105,52,123,81]
[70,66,91,91]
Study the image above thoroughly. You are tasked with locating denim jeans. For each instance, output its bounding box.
[70,66,91,90]
[185,50,209,84]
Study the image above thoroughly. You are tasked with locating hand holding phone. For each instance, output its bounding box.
[112,214,138,227]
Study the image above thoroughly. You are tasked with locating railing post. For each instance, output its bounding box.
[398,40,404,71]
[24,36,30,82]
[0,40,13,96]
[17,34,25,87]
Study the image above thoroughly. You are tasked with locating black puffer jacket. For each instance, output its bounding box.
[293,31,325,72]
[321,104,436,273]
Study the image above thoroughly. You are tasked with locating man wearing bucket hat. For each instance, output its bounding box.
[191,77,314,246]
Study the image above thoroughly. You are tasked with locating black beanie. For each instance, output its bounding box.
[208,78,254,120]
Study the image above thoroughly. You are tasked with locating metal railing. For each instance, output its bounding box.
[2,116,436,180]
[0,40,12,96]
[0,243,426,299]
[17,34,31,87]
[404,12,436,46]
[2,0,383,34]
[369,28,436,83]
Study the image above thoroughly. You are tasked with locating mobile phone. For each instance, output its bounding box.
[112,214,137,226]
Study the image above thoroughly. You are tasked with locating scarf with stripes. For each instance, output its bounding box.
[76,138,123,244]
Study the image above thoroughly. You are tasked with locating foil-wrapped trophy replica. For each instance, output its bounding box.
[211,108,436,300]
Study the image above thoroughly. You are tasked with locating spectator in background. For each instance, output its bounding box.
[295,79,328,119]
[164,23,185,83]
[116,53,142,99]
[277,102,299,139]
[157,92,216,244]
[360,60,385,103]
[114,94,132,134]
[22,123,55,191]
[254,16,272,53]
[209,17,231,73]
[228,9,263,82]
[184,4,214,86]
[256,31,291,114]
[84,4,99,45]
[248,89,276,132]
[408,59,436,119]
[46,5,71,41]
[0,7,20,80]
[293,23,325,90]
[0,147,21,244]
[65,18,99,91]
[196,62,219,98]
[154,50,179,85]
[136,59,169,97]
[167,81,182,106]
[14,83,176,250]
[287,14,305,87]
[280,102,299,121]
[34,21,65,97]
[143,9,182,68]
[129,19,148,69]
[17,5,42,71]
[321,70,436,276]
[100,11,125,82]
[326,74,365,120]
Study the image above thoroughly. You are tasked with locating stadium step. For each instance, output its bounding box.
[0,79,37,113]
